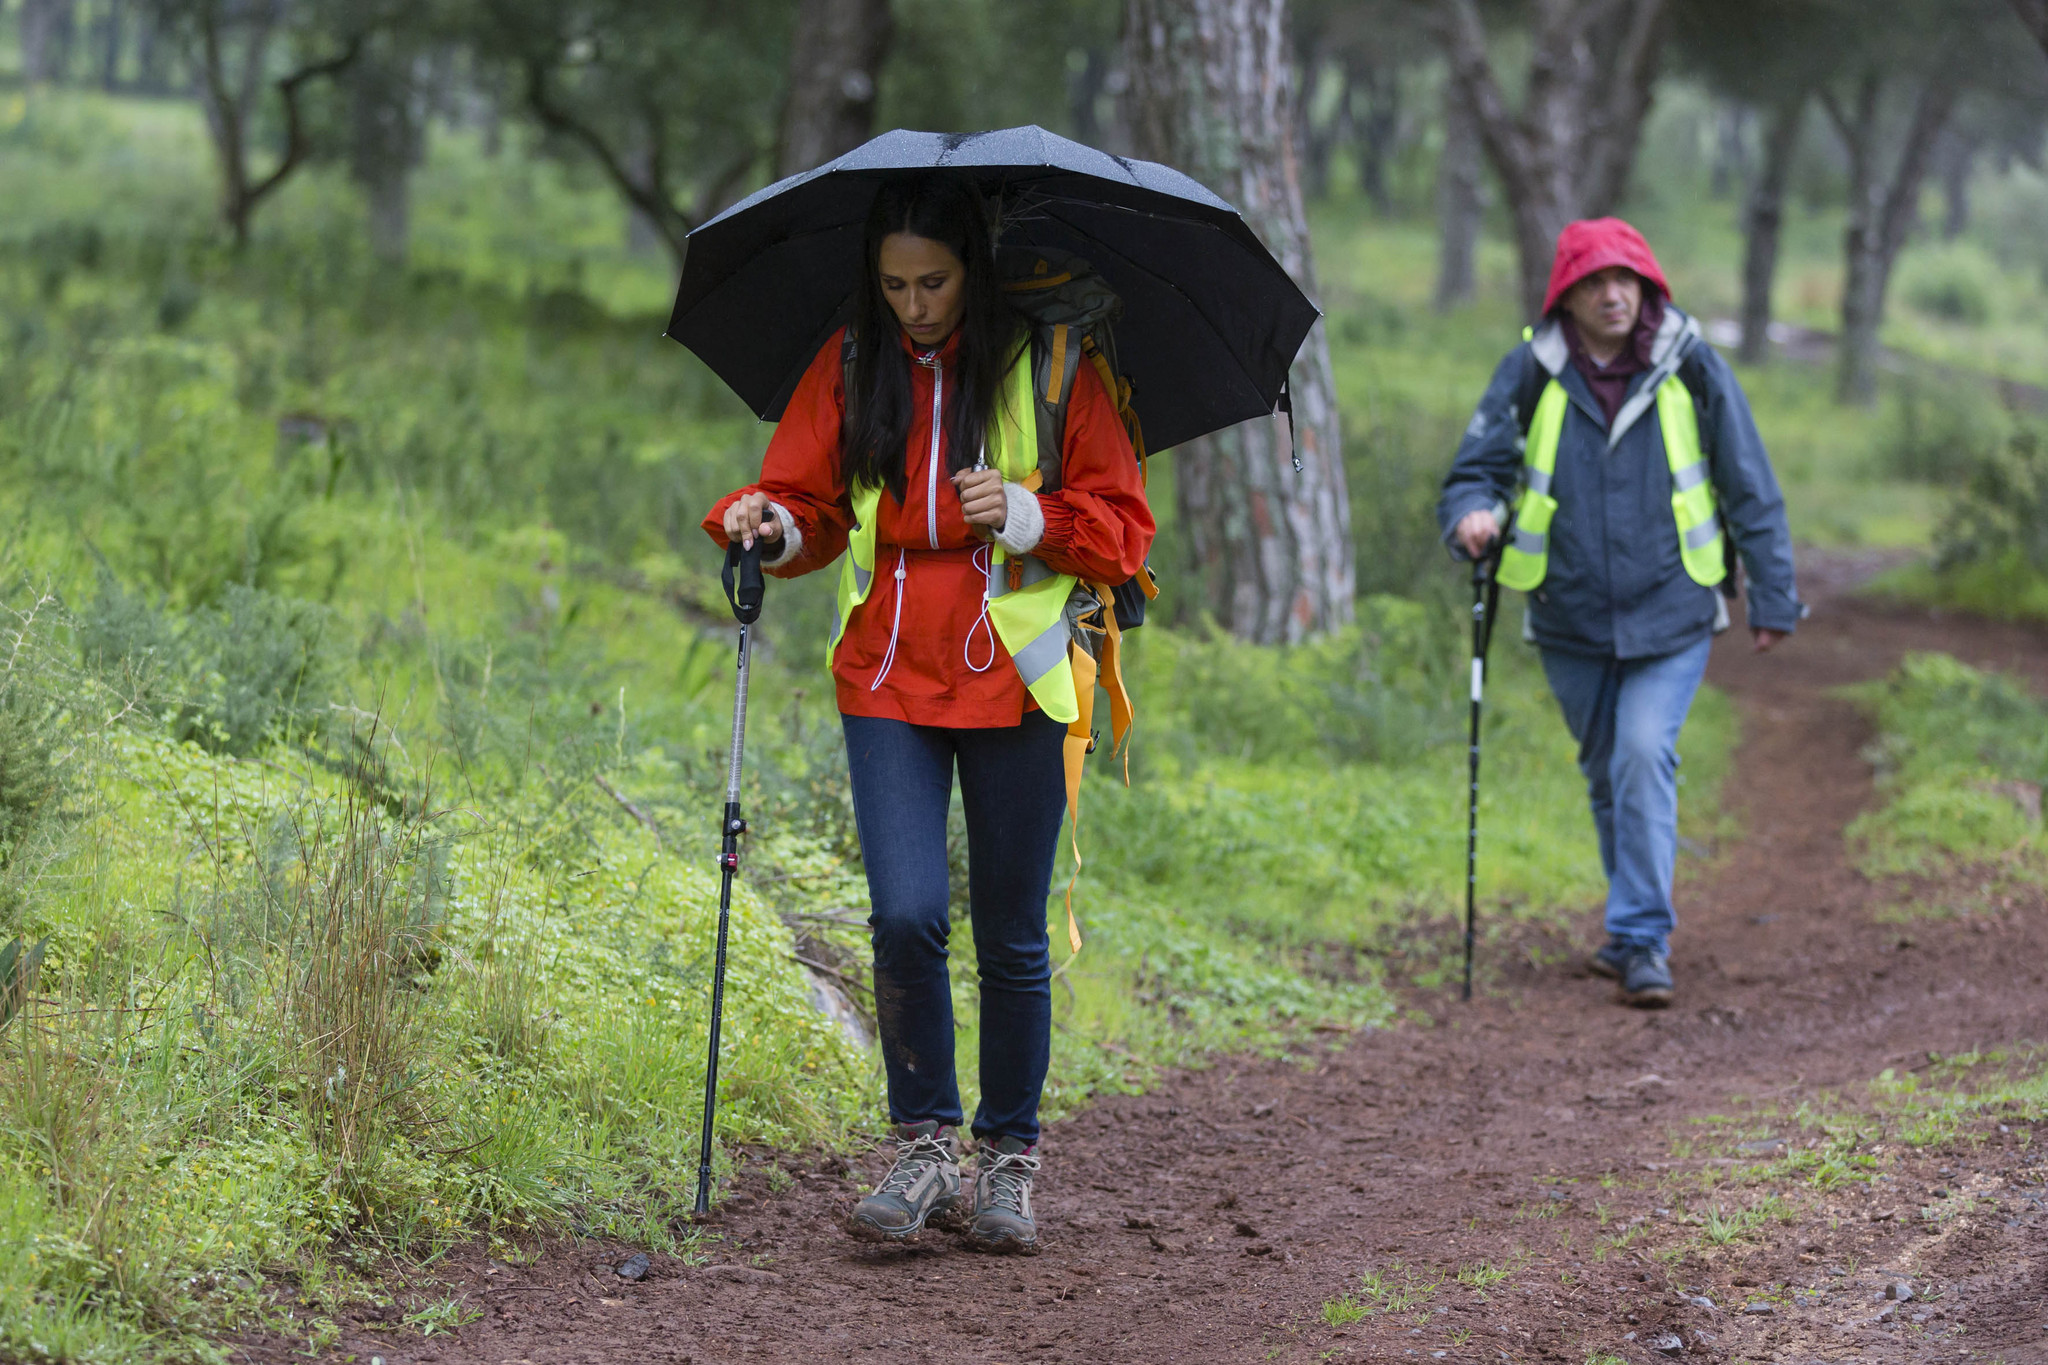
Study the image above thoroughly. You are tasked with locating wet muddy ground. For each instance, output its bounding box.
[241,558,2048,1364]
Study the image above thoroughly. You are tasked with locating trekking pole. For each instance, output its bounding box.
[696,538,765,1215]
[1463,516,1511,1003]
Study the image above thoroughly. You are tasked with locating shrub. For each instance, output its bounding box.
[1899,243,1997,325]
[80,576,341,756]
[1933,426,2048,577]
[1876,375,2004,483]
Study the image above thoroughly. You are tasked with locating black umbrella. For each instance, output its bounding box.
[665,125,1318,456]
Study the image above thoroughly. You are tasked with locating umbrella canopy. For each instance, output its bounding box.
[665,125,1318,456]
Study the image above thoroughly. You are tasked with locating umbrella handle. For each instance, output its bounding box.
[723,540,765,625]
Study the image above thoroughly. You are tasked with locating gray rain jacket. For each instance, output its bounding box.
[1436,306,1801,659]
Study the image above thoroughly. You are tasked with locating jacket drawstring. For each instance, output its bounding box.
[869,549,909,692]
[964,544,997,673]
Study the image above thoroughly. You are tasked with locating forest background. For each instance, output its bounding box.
[0,0,2044,1358]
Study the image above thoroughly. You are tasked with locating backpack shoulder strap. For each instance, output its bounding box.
[1029,323,1085,494]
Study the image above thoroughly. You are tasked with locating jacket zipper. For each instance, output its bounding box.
[918,350,942,549]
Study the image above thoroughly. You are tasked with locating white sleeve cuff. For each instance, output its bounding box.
[761,502,802,568]
[992,483,1045,556]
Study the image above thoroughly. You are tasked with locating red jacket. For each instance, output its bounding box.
[703,327,1155,727]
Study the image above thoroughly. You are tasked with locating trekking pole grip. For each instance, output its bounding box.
[723,540,765,625]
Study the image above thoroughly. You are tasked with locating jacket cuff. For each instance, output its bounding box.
[992,484,1045,556]
[761,502,802,568]
[1745,586,1804,634]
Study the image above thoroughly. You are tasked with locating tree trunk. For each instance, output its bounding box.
[1823,70,1959,404]
[1434,83,1481,311]
[1069,44,1113,148]
[21,0,78,83]
[1736,92,1803,366]
[775,0,893,179]
[1939,132,1978,240]
[349,46,424,264]
[134,0,170,92]
[2012,0,2048,60]
[1125,0,1354,644]
[1355,59,1400,214]
[1709,102,1746,199]
[97,0,124,89]
[1436,0,1672,321]
[187,1,361,250]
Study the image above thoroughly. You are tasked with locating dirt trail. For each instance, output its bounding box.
[273,554,2048,1365]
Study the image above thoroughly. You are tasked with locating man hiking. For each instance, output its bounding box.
[1437,217,1801,1008]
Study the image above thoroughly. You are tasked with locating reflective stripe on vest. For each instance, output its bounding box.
[826,342,1082,724]
[1496,373,1726,593]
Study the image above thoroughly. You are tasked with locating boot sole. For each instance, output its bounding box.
[844,1195,961,1244]
[1588,957,1624,981]
[1621,985,1673,1009]
[961,1225,1040,1256]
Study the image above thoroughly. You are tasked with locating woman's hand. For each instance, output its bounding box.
[954,469,1007,531]
[722,492,782,550]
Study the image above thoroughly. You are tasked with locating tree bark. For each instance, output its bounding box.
[1434,82,1481,311]
[1435,0,1673,320]
[2011,0,2048,59]
[97,0,124,89]
[1822,69,1959,404]
[1736,92,1803,365]
[1354,57,1400,213]
[1125,0,1354,644]
[1938,130,1979,240]
[21,0,78,83]
[349,46,424,264]
[775,0,893,179]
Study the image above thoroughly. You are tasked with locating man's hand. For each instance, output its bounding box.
[1454,508,1501,560]
[1751,627,1786,653]
[954,468,1007,530]
[721,491,782,550]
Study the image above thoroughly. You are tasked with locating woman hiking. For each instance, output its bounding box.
[704,176,1153,1254]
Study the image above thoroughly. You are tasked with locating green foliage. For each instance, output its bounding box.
[1845,652,2046,877]
[1933,426,2048,579]
[1875,375,2007,483]
[1899,242,1998,325]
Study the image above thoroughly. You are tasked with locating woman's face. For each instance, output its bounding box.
[877,232,967,349]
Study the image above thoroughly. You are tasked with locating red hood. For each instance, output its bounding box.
[1542,217,1670,316]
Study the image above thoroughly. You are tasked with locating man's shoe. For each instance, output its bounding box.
[962,1136,1040,1255]
[1619,946,1674,1008]
[846,1121,961,1242]
[1589,939,1630,980]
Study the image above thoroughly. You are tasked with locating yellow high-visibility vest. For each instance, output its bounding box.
[826,343,1081,722]
[1497,369,1726,593]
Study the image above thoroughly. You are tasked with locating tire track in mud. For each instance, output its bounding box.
[251,553,2048,1365]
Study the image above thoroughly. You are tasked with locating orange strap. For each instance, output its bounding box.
[1060,640,1097,959]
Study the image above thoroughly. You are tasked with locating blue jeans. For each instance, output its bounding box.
[841,712,1065,1145]
[1538,636,1712,954]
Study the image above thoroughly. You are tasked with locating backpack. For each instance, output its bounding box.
[998,246,1160,631]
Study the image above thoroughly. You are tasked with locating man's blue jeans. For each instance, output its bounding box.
[1538,636,1712,954]
[841,712,1064,1146]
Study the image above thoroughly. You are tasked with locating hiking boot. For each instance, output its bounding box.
[846,1121,962,1243]
[1589,938,1630,980]
[1619,946,1674,1009]
[962,1136,1041,1255]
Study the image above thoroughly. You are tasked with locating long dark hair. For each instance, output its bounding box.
[843,177,1023,500]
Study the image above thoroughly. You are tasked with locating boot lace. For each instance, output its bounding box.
[978,1147,1040,1215]
[877,1132,953,1196]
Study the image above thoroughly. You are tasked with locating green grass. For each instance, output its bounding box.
[1843,653,2046,881]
